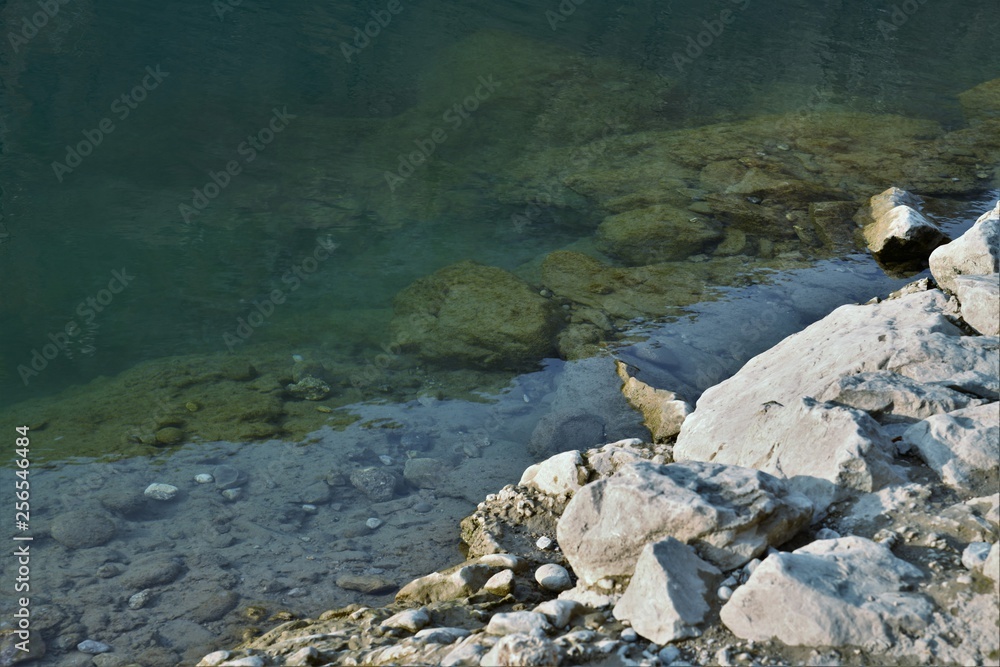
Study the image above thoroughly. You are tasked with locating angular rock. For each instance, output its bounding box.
[615,360,692,441]
[984,543,1000,594]
[863,200,945,269]
[483,569,514,596]
[720,537,932,651]
[519,450,588,497]
[390,261,561,370]
[480,633,562,667]
[485,611,552,636]
[676,289,998,514]
[929,201,1000,293]
[532,600,581,630]
[613,538,721,644]
[819,370,985,423]
[595,204,722,264]
[144,483,179,501]
[903,403,1000,495]
[350,468,398,502]
[557,461,812,584]
[396,564,491,605]
[381,608,430,633]
[954,273,1000,336]
[335,574,396,595]
[868,187,923,223]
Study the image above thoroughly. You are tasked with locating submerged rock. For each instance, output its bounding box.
[595,204,723,264]
[390,261,562,370]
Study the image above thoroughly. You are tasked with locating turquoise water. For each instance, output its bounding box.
[1,1,999,662]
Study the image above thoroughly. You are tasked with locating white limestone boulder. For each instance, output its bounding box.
[556,461,812,584]
[720,537,932,651]
[954,273,1000,336]
[902,402,1000,495]
[929,200,1000,294]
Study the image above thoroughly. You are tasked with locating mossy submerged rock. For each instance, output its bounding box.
[390,261,562,370]
[595,205,723,264]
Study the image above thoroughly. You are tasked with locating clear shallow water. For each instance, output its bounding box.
[0,0,998,662]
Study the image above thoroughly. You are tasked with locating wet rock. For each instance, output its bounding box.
[396,564,491,604]
[335,574,396,595]
[519,450,588,497]
[595,204,723,265]
[390,261,561,370]
[613,537,721,644]
[954,274,1000,336]
[862,194,946,271]
[285,376,331,401]
[198,651,230,666]
[50,510,117,549]
[534,563,572,592]
[481,633,562,667]
[98,486,147,516]
[720,537,932,651]
[929,200,1000,293]
[350,467,398,502]
[808,201,861,251]
[615,360,691,441]
[558,461,812,584]
[903,403,1000,496]
[528,411,605,459]
[212,465,247,491]
[121,556,183,590]
[404,457,447,489]
[154,426,185,446]
[144,483,179,501]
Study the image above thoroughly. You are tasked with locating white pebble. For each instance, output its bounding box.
[301,504,318,514]
[128,589,152,610]
[77,639,112,654]
[366,517,383,530]
[221,488,242,501]
[198,651,230,666]
[379,455,393,466]
[194,473,214,484]
[535,563,572,592]
[536,536,554,550]
[144,483,178,501]
[717,585,733,601]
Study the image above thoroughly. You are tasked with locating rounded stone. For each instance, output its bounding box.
[484,569,515,596]
[366,517,383,530]
[120,556,184,590]
[144,483,179,501]
[154,427,185,446]
[194,474,214,484]
[77,639,112,654]
[535,563,572,592]
[412,501,433,514]
[212,465,247,490]
[51,511,117,549]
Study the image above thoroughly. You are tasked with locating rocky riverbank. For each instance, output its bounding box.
[189,200,998,666]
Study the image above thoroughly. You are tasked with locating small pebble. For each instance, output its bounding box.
[956,574,973,585]
[366,517,383,530]
[412,501,433,513]
[128,589,152,610]
[77,639,112,654]
[621,628,638,642]
[659,645,682,663]
[144,483,179,501]
[536,536,554,550]
[199,651,230,666]
[301,504,318,514]
[535,563,572,592]
[194,474,214,484]
[718,585,733,601]
[379,455,393,466]
[221,488,243,501]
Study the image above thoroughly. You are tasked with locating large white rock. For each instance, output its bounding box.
[929,200,1000,294]
[902,403,1000,495]
[984,542,1000,594]
[818,371,985,423]
[954,273,1000,336]
[519,450,588,497]
[863,203,945,267]
[675,289,999,515]
[613,538,721,644]
[720,537,932,651]
[557,461,812,584]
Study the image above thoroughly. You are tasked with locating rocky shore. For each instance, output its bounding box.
[191,200,999,667]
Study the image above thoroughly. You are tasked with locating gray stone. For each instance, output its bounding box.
[414,627,471,644]
[616,360,692,442]
[50,510,117,549]
[285,375,330,401]
[613,538,721,643]
[188,590,239,624]
[381,608,430,633]
[903,402,999,495]
[984,543,1000,594]
[481,634,562,667]
[557,461,812,584]
[144,483,179,501]
[869,186,923,222]
[533,600,582,630]
[483,569,515,596]
[720,537,932,650]
[396,564,491,605]
[930,200,1000,293]
[404,458,447,489]
[534,563,572,592]
[350,467,398,502]
[121,556,184,589]
[819,371,985,424]
[528,411,605,459]
[212,465,247,491]
[955,274,1000,336]
[519,451,588,497]
[77,640,111,654]
[962,542,992,571]
[485,611,552,636]
[595,204,723,265]
[335,574,396,594]
[198,651,230,666]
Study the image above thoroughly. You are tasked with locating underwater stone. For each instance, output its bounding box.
[286,375,331,401]
[350,467,398,502]
[144,483,179,501]
[213,465,247,490]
